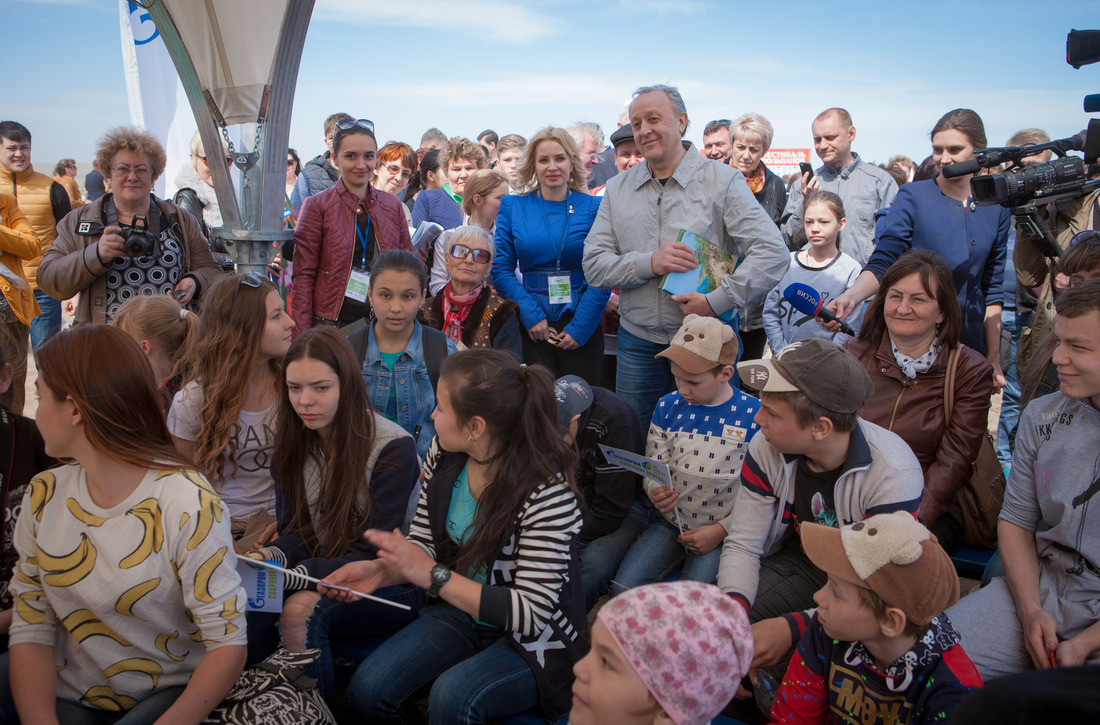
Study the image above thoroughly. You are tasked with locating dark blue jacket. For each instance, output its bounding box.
[865,179,1009,354]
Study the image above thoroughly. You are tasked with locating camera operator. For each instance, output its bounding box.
[996,129,1053,469]
[39,126,223,324]
[1013,142,1100,386]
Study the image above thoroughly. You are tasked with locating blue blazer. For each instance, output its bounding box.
[491,191,610,345]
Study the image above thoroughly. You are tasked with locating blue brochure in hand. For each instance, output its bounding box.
[658,229,739,323]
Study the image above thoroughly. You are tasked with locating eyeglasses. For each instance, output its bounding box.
[232,272,265,305]
[286,159,296,168]
[335,118,376,135]
[382,162,413,180]
[449,244,491,264]
[197,154,232,166]
[111,165,152,178]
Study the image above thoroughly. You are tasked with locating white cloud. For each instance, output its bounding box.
[618,0,713,14]
[313,0,564,44]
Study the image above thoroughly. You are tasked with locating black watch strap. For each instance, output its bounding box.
[427,564,451,598]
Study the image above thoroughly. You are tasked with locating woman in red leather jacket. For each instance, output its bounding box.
[844,250,993,551]
[291,119,412,335]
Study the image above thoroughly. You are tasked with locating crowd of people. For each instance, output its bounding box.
[0,79,1098,725]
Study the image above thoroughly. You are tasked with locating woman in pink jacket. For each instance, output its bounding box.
[291,119,413,335]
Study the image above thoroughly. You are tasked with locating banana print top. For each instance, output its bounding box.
[8,464,247,712]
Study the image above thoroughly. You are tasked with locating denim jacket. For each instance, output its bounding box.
[361,320,457,459]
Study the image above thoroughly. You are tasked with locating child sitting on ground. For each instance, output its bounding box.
[611,314,760,592]
[570,580,753,725]
[769,512,982,723]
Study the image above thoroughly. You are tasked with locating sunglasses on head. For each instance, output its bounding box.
[449,244,491,263]
[232,273,265,304]
[335,118,375,135]
[1070,230,1100,246]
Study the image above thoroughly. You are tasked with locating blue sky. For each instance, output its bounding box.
[7,0,1099,171]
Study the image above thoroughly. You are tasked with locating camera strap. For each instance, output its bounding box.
[104,194,164,236]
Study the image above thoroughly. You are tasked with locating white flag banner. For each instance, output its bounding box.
[118,0,192,199]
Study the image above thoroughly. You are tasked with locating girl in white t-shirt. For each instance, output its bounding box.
[168,273,294,548]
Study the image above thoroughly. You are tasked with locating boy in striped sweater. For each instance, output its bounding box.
[611,314,760,592]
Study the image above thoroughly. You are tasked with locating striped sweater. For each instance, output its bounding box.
[409,437,588,719]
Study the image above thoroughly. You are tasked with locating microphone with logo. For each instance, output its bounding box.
[783,282,856,337]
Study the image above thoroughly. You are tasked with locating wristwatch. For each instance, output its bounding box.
[427,564,451,598]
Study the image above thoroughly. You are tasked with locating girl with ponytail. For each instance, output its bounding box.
[115,294,200,415]
[321,349,588,723]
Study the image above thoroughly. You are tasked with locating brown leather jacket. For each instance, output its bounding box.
[290,179,412,335]
[844,335,993,526]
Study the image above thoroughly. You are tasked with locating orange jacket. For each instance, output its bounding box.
[0,164,70,290]
[0,194,43,325]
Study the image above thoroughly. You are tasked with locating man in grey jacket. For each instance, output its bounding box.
[582,84,789,429]
[779,108,898,263]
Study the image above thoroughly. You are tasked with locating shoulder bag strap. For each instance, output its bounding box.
[942,345,961,426]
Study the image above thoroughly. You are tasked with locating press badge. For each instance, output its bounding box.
[548,275,572,305]
[345,268,370,302]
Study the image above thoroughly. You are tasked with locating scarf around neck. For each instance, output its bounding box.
[441,282,483,344]
[890,338,939,379]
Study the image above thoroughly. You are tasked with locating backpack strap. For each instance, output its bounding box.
[343,317,371,366]
[421,325,447,393]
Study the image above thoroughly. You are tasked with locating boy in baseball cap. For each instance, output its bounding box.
[611,314,761,593]
[715,339,924,664]
[768,513,982,723]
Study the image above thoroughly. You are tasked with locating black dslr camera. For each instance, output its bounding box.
[123,214,160,258]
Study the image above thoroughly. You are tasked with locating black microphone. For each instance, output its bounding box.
[784,282,856,337]
[942,160,981,179]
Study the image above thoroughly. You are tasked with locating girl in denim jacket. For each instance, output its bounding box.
[361,250,456,459]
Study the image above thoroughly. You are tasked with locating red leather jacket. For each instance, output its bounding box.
[844,335,993,526]
[291,178,412,335]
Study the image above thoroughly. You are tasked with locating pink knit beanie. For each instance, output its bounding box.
[598,581,753,725]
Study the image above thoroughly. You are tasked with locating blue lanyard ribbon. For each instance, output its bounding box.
[355,210,372,268]
[538,190,571,270]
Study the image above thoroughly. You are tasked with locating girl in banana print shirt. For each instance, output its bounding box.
[0,325,247,724]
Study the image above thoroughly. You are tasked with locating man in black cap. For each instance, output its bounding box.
[590,126,645,197]
[554,375,645,609]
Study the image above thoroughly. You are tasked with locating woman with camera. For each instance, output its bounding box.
[39,126,224,325]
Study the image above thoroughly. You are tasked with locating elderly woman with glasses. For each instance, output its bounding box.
[39,126,223,325]
[423,226,521,360]
[291,118,414,335]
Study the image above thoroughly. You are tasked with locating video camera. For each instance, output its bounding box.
[940,29,1100,258]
